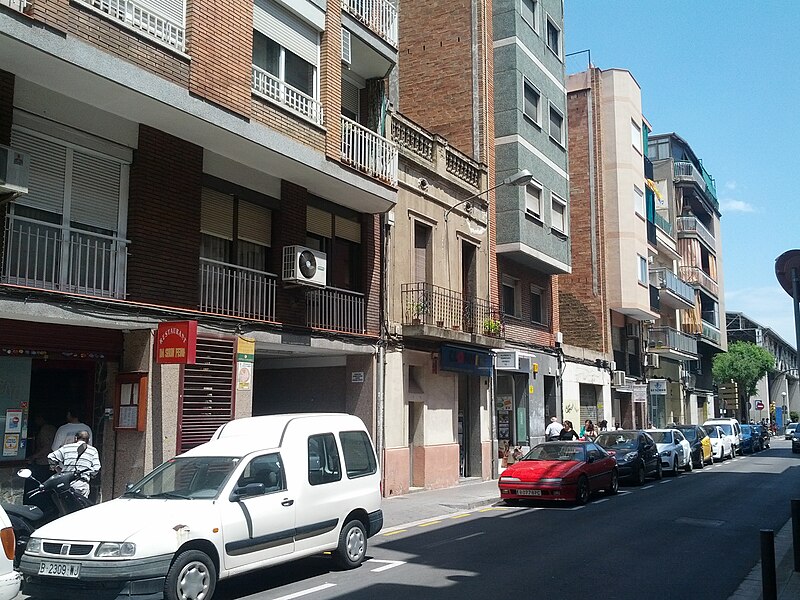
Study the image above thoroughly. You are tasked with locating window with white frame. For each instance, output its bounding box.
[551,193,567,233]
[546,16,561,58]
[523,78,541,124]
[525,181,542,218]
[549,104,564,146]
[521,0,539,32]
[634,185,644,217]
[530,284,548,325]
[638,255,648,285]
[502,275,521,318]
[631,119,642,154]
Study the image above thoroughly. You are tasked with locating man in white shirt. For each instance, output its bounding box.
[545,416,563,441]
[52,408,93,451]
[48,431,100,498]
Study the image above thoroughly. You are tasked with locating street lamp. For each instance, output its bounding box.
[443,169,533,221]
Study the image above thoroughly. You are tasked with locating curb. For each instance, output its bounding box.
[381,497,502,534]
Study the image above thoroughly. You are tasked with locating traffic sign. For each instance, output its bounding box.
[755,400,765,410]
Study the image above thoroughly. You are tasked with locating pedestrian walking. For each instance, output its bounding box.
[52,407,93,451]
[559,420,580,441]
[47,430,100,498]
[599,420,608,432]
[545,416,563,441]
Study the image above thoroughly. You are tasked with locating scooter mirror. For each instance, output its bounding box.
[16,468,32,479]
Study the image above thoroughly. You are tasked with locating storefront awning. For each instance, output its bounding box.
[440,344,492,377]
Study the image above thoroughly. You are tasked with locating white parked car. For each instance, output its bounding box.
[704,425,734,461]
[785,423,799,440]
[703,418,742,456]
[647,428,692,474]
[19,413,382,600]
[0,505,21,600]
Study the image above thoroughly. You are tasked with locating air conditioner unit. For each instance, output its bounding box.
[612,370,626,387]
[341,29,352,65]
[0,145,30,206]
[282,245,327,287]
[625,323,640,338]
[645,353,660,369]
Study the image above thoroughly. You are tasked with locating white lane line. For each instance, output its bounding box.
[455,532,485,542]
[642,485,654,490]
[272,583,337,600]
[368,559,406,573]
[593,498,610,504]
[660,479,672,484]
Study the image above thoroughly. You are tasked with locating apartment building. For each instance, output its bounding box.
[0,0,397,499]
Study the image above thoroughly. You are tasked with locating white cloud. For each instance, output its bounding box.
[720,199,756,213]
[725,285,797,348]
[725,181,737,191]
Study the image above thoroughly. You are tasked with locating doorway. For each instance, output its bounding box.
[408,400,423,487]
[458,374,481,478]
[29,360,95,449]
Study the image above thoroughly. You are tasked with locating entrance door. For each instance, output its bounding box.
[30,360,94,438]
[458,375,469,477]
[461,242,477,332]
[408,400,423,487]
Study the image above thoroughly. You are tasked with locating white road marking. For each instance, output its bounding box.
[642,485,654,490]
[272,583,337,600]
[454,532,485,542]
[367,559,407,573]
[660,479,672,484]
[593,498,610,504]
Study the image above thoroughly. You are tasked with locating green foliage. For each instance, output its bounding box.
[791,411,799,422]
[483,318,501,335]
[712,341,775,399]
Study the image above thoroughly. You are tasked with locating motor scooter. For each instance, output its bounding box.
[1,468,93,566]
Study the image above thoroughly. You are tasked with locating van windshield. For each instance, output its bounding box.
[123,456,240,500]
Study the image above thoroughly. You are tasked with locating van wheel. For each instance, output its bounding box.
[335,519,367,569]
[165,550,216,600]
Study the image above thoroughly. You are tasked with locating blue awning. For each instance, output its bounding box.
[440,344,493,377]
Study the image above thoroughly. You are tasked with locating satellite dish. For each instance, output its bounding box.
[298,250,317,279]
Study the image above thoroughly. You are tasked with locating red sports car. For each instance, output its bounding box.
[498,441,618,505]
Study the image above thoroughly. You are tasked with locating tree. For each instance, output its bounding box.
[712,341,775,421]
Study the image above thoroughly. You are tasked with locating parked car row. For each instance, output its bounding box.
[498,417,769,506]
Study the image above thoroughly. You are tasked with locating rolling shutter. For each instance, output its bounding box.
[238,201,272,247]
[253,0,319,66]
[201,188,234,240]
[142,0,184,26]
[307,206,332,238]
[10,129,66,216]
[178,337,235,454]
[71,150,121,231]
[335,215,361,243]
[341,78,360,117]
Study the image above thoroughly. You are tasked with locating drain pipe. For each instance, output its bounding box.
[375,209,391,474]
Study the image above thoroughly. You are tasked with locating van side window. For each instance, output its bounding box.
[237,453,285,494]
[339,430,377,478]
[308,433,342,485]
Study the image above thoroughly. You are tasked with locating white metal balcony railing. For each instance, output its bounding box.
[676,215,715,249]
[341,0,398,47]
[679,265,719,297]
[306,286,365,334]
[649,268,695,306]
[2,214,128,299]
[252,66,324,126]
[341,116,398,185]
[76,0,185,51]
[0,0,27,12]
[198,258,277,321]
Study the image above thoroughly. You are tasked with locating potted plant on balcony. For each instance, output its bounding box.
[408,300,429,325]
[483,318,502,337]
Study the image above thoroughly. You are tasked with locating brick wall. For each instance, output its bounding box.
[500,257,556,348]
[560,69,609,353]
[186,0,251,116]
[251,98,326,154]
[362,214,381,336]
[126,125,203,308]
[271,180,309,327]
[321,0,342,161]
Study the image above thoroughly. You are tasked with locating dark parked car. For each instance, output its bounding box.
[792,430,800,454]
[740,424,760,453]
[753,424,770,450]
[595,430,662,485]
[674,424,712,468]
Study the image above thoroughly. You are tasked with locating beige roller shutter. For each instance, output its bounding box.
[335,215,361,243]
[11,129,66,216]
[201,188,234,240]
[307,206,332,238]
[238,201,272,247]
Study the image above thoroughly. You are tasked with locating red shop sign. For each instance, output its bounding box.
[155,321,197,364]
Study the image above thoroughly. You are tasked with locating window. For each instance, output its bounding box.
[253,31,316,98]
[551,193,566,233]
[502,276,520,318]
[638,255,648,285]
[525,182,542,217]
[549,105,564,145]
[546,17,561,58]
[531,284,548,325]
[306,206,362,290]
[237,453,286,494]
[308,433,342,485]
[521,0,538,31]
[631,120,642,154]
[339,431,378,478]
[523,79,541,124]
[634,186,644,217]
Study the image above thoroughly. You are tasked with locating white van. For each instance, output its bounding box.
[18,413,382,600]
[703,418,742,456]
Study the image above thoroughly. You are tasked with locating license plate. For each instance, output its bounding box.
[517,489,542,496]
[38,561,81,578]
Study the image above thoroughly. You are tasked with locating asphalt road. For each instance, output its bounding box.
[215,438,800,600]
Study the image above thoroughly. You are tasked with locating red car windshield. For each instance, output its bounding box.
[523,444,585,462]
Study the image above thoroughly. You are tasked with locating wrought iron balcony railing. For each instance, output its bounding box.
[401,282,503,337]
[198,258,277,321]
[306,287,365,334]
[2,214,128,299]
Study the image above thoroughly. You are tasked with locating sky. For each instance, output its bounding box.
[564,1,800,348]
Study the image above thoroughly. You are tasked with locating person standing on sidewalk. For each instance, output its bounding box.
[47,431,100,498]
[545,416,563,441]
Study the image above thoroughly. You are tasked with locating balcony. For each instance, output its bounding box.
[673,160,717,207]
[648,326,698,359]
[649,284,660,311]
[198,258,277,321]
[75,0,185,51]
[678,265,719,297]
[676,216,715,249]
[341,116,398,186]
[649,268,695,310]
[0,0,27,12]
[342,0,398,47]
[400,282,505,348]
[653,212,672,236]
[700,320,722,346]
[252,66,324,127]
[306,287,365,334]
[2,214,128,299]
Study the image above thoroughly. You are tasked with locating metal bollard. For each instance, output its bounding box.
[761,529,777,600]
[793,499,800,572]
